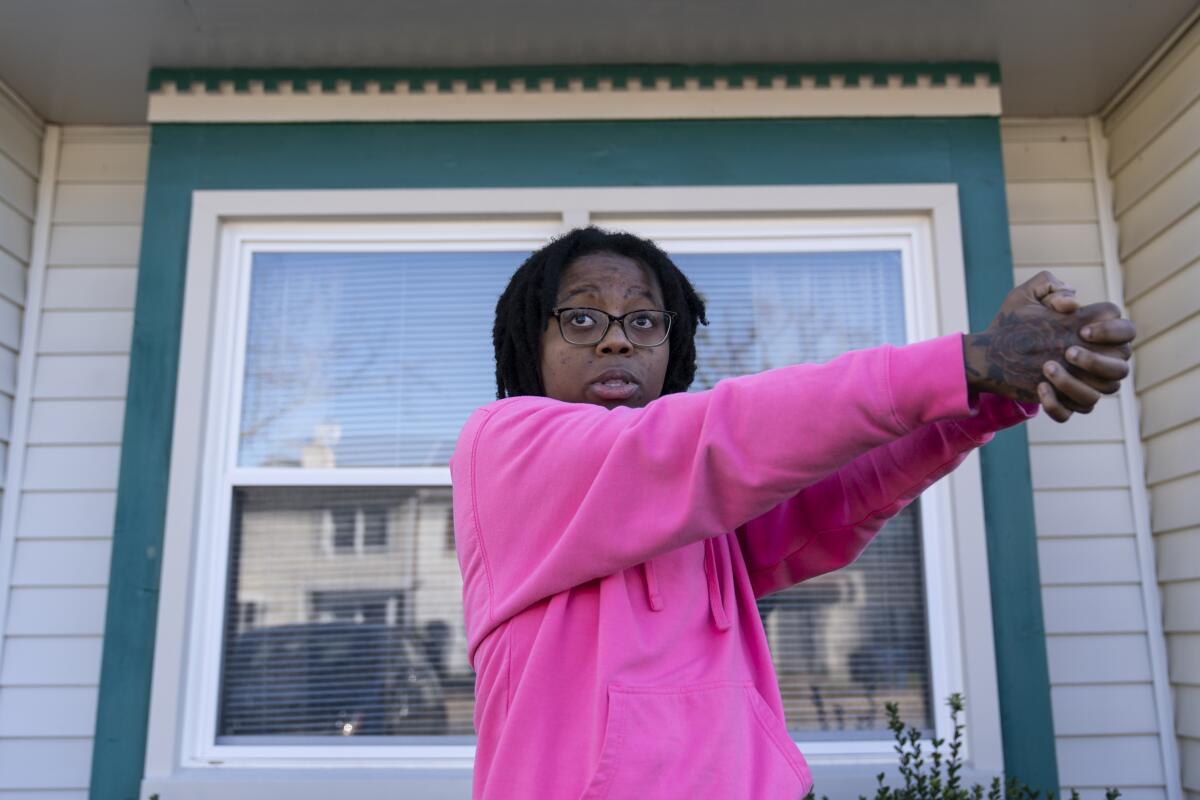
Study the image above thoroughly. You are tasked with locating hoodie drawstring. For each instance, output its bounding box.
[703,538,733,632]
[641,540,732,632]
[642,560,664,611]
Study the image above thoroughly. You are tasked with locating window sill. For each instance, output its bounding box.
[142,764,1005,800]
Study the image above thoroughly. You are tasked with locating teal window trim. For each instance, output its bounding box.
[93,116,1056,800]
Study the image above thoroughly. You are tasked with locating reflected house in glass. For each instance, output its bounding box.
[221,483,467,737]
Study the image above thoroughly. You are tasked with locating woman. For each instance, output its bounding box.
[450,227,1134,799]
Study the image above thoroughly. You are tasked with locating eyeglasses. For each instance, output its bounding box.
[551,306,676,348]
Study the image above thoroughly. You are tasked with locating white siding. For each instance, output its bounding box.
[1106,16,1200,799]
[0,87,39,593]
[0,125,147,798]
[0,85,41,799]
[1002,117,1168,796]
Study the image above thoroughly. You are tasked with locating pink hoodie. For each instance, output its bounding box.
[450,332,1037,799]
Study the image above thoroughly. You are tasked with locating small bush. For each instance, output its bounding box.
[802,693,1121,800]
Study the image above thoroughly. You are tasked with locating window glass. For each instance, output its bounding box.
[217,245,930,744]
[239,252,515,469]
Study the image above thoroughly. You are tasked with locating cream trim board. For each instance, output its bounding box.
[144,185,1002,790]
[1087,116,1183,800]
[147,74,1001,122]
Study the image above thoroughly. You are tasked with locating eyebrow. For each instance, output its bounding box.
[558,284,660,304]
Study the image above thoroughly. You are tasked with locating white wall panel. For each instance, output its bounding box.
[4,588,108,636]
[1145,420,1200,486]
[21,446,120,491]
[1042,584,1146,634]
[1127,264,1200,342]
[0,739,92,790]
[1029,442,1130,489]
[1037,536,1140,585]
[1122,205,1200,300]
[52,184,144,225]
[1112,97,1200,215]
[0,152,36,219]
[0,193,32,251]
[1045,634,1152,683]
[1051,684,1159,736]
[0,250,27,310]
[1157,526,1200,583]
[46,225,140,267]
[16,491,115,538]
[1133,313,1200,391]
[28,400,124,444]
[1117,150,1200,257]
[1033,489,1135,536]
[1057,735,1165,786]
[38,311,133,354]
[0,636,103,686]
[1006,181,1098,223]
[1106,20,1200,795]
[1002,117,1170,797]
[0,688,97,736]
[0,125,146,799]
[32,355,128,399]
[1009,223,1103,265]
[1026,396,1123,443]
[43,267,136,310]
[55,132,148,183]
[1002,140,1093,180]
[10,539,112,586]
[1106,27,1200,172]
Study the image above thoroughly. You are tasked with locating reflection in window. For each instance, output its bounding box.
[238,252,517,469]
[218,486,472,740]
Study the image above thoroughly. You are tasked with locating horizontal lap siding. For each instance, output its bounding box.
[1104,16,1200,800]
[0,90,38,542]
[0,88,41,797]
[1001,118,1165,795]
[0,126,147,797]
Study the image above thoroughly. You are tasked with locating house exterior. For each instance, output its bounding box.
[0,4,1196,799]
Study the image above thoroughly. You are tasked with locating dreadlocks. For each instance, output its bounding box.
[493,226,709,400]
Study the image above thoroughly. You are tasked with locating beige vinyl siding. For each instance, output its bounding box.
[0,89,39,555]
[0,125,147,798]
[1105,15,1200,800]
[1002,117,1168,799]
[0,87,43,793]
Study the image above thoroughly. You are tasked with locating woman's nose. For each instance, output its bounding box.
[595,321,633,354]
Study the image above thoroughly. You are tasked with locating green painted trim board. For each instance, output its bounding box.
[148,62,1001,93]
[93,117,1056,800]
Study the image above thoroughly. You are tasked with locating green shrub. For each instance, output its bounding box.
[802,693,1121,800]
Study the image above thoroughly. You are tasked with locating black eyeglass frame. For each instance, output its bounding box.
[550,306,677,348]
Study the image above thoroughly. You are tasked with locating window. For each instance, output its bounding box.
[148,188,1001,789]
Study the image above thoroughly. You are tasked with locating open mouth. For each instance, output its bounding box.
[589,371,639,401]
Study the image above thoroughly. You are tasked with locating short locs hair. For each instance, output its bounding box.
[493,226,709,399]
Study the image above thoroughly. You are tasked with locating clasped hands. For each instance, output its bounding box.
[963,271,1137,423]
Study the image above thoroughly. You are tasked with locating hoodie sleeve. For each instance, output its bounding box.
[736,393,1039,598]
[451,332,1001,630]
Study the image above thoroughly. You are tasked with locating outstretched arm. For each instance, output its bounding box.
[453,334,978,631]
[738,392,1035,597]
[737,269,1137,596]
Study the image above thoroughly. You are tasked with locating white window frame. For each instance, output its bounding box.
[143,186,1005,799]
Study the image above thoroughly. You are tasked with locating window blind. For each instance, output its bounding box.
[217,246,932,743]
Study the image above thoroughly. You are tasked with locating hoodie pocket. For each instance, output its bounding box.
[580,681,812,800]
